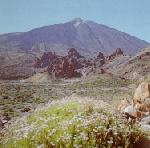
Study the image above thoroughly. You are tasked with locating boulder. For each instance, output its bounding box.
[133,82,150,113]
[133,82,150,103]
[124,105,136,114]
[140,116,150,125]
[129,110,148,119]
[134,102,149,112]
[2,120,7,124]
[124,105,148,120]
[118,99,130,113]
[118,82,150,127]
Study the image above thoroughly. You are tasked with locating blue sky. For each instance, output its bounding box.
[0,0,150,42]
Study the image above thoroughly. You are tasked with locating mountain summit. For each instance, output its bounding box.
[0,18,149,56]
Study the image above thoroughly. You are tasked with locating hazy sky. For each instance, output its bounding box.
[0,0,150,42]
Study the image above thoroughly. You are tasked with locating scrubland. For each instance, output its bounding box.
[0,73,149,147]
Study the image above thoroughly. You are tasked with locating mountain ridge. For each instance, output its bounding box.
[0,18,149,56]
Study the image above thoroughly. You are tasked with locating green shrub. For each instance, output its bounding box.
[1,95,149,148]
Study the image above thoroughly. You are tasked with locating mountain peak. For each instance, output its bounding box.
[70,18,88,28]
[0,18,149,57]
[71,18,84,23]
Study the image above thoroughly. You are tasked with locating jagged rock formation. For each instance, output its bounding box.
[106,48,124,61]
[34,48,84,78]
[34,52,58,68]
[68,48,84,59]
[33,48,107,79]
[47,56,81,78]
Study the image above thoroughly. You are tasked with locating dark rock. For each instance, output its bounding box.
[98,68,105,74]
[97,52,104,60]
[34,52,58,68]
[47,63,53,74]
[99,59,105,67]
[67,65,81,78]
[0,120,4,127]
[34,58,41,68]
[61,57,69,68]
[3,116,11,121]
[67,48,83,59]
[35,48,83,78]
[69,58,83,70]
[112,48,123,56]
[21,108,31,112]
[34,48,126,78]
[106,48,124,61]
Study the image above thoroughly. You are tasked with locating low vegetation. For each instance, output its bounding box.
[0,73,134,123]
[1,73,149,147]
[1,95,149,148]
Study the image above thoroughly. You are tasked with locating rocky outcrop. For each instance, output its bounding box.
[69,58,83,70]
[67,48,84,59]
[133,82,150,110]
[98,59,105,67]
[124,106,148,119]
[45,49,83,78]
[106,48,124,61]
[96,52,105,67]
[97,52,105,60]
[47,57,81,78]
[34,48,106,79]
[34,52,57,68]
[112,48,123,56]
[118,82,150,127]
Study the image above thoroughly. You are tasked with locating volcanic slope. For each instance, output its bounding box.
[105,46,150,81]
[0,18,149,57]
